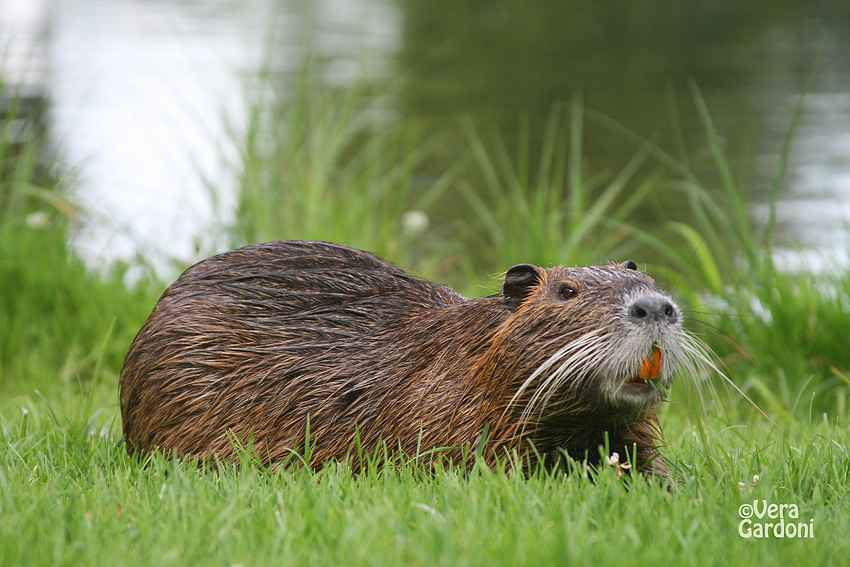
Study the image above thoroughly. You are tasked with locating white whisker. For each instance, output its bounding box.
[678,331,786,433]
[533,335,609,418]
[505,330,610,435]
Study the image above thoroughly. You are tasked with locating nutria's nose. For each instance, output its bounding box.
[628,296,678,325]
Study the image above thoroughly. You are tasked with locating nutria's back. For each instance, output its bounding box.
[120,240,687,476]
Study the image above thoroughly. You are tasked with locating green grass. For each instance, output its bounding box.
[2,59,850,566]
[456,95,674,272]
[2,398,848,566]
[671,77,850,418]
[232,61,461,278]
[0,145,158,397]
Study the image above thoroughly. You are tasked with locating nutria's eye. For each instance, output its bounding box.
[558,284,577,300]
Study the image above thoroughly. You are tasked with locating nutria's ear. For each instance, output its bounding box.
[621,260,638,270]
[503,264,542,311]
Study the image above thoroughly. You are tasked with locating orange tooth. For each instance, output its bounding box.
[639,345,662,380]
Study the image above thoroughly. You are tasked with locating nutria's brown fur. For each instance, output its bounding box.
[120,240,688,477]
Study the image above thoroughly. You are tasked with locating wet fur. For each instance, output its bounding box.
[121,240,689,477]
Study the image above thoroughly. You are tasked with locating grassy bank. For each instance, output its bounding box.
[0,91,158,399]
[2,401,848,566]
[2,63,849,566]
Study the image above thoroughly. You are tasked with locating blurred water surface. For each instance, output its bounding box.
[3,0,849,273]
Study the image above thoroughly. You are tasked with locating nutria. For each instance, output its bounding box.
[120,240,692,477]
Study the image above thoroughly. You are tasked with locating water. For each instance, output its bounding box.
[4,0,400,275]
[47,0,396,273]
[396,1,850,271]
[48,0,269,270]
[4,0,849,275]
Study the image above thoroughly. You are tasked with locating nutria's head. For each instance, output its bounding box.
[498,261,683,426]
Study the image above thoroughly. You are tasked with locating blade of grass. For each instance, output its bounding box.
[763,48,821,251]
